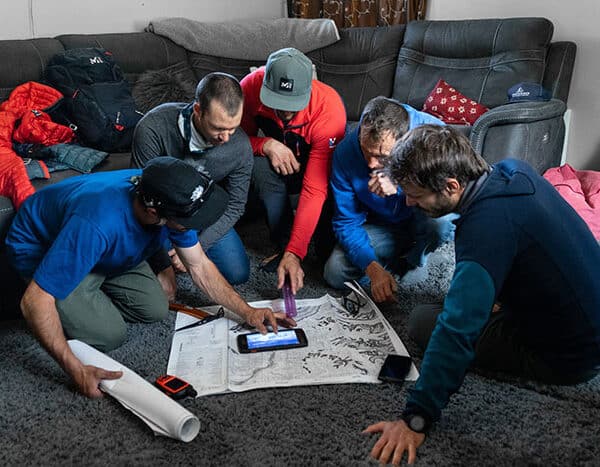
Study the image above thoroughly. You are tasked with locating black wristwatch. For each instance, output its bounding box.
[402,410,432,434]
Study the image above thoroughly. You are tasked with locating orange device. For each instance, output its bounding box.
[154,375,197,399]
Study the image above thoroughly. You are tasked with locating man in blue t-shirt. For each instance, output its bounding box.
[364,125,600,465]
[6,157,295,398]
[324,97,455,302]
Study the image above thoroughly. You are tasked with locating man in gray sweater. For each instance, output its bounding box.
[132,72,253,298]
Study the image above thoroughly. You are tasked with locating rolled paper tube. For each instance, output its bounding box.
[68,339,201,442]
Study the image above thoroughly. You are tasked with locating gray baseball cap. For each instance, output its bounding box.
[260,48,313,112]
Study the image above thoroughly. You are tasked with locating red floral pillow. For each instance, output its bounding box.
[422,79,489,125]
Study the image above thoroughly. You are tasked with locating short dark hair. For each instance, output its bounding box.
[384,125,489,193]
[195,72,243,117]
[359,96,409,143]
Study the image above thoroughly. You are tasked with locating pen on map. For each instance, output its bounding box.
[169,302,210,320]
[174,307,225,333]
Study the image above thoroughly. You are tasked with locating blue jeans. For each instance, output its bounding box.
[250,155,335,259]
[323,212,457,289]
[204,228,250,285]
[408,211,458,267]
[251,156,292,249]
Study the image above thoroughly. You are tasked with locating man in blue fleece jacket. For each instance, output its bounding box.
[324,96,455,302]
[364,125,600,464]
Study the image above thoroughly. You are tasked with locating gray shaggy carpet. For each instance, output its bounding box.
[1,219,599,466]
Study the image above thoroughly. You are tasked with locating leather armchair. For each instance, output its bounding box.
[392,17,576,173]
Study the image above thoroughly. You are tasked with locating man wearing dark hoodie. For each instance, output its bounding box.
[364,125,600,465]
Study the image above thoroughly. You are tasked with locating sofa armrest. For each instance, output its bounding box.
[470,99,567,173]
[471,99,566,149]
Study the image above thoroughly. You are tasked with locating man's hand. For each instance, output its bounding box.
[277,251,305,294]
[363,420,426,465]
[71,364,123,399]
[178,243,297,335]
[20,281,123,399]
[368,172,398,197]
[156,266,177,302]
[243,306,296,334]
[366,261,398,303]
[263,138,301,176]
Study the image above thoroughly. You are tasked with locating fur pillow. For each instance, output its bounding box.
[132,62,197,113]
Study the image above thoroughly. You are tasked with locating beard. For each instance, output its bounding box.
[419,195,455,218]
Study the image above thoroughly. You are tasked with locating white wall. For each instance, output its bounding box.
[428,0,600,170]
[0,0,287,39]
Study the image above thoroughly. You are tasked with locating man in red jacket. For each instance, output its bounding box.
[240,48,346,293]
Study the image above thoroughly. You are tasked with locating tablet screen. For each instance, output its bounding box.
[246,330,300,350]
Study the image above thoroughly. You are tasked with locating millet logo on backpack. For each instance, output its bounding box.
[279,78,294,92]
[89,56,104,65]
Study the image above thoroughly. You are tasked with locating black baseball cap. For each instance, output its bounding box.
[139,157,229,231]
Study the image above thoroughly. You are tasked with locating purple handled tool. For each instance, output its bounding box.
[282,276,297,318]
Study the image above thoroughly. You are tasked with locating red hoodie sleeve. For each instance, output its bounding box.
[286,85,346,259]
[240,69,269,156]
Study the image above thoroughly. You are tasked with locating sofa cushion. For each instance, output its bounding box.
[0,39,65,102]
[188,53,264,83]
[422,79,489,125]
[393,18,553,110]
[307,26,405,122]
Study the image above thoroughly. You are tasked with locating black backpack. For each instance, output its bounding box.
[45,47,142,152]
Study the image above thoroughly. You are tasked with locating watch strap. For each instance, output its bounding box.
[401,408,432,434]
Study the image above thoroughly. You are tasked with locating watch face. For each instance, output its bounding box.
[409,415,426,432]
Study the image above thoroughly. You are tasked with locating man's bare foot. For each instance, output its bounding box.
[168,249,186,273]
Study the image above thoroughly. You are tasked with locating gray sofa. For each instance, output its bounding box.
[0,17,576,314]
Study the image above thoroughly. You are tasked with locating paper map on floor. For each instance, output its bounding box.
[167,284,418,397]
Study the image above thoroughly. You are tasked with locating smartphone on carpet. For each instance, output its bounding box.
[378,354,412,384]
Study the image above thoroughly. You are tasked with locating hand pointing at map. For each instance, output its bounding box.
[242,306,296,333]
